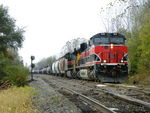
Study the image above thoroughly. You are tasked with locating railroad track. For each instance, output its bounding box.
[95,87,150,110]
[105,83,150,96]
[70,77,150,109]
[48,76,150,109]
[61,87,116,113]
[80,82,150,110]
[40,75,150,113]
[40,76,116,113]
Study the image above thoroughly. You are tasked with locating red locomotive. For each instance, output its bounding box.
[46,33,128,83]
[66,33,128,82]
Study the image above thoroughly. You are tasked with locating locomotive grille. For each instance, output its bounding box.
[101,52,124,63]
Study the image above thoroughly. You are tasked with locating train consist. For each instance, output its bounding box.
[37,33,128,83]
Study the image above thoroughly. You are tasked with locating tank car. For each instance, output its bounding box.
[52,62,56,74]
[54,61,60,75]
[58,58,67,76]
[46,65,52,74]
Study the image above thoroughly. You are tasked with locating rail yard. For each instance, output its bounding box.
[30,74,150,113]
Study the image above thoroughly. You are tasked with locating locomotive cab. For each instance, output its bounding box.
[90,33,125,45]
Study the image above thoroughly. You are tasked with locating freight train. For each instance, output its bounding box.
[37,33,128,83]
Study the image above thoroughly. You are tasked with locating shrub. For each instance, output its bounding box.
[0,57,29,86]
[2,65,29,86]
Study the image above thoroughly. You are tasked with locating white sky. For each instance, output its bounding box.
[0,0,115,65]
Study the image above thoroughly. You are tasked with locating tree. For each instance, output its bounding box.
[0,5,24,55]
[137,14,150,72]
[35,56,56,70]
[0,5,28,86]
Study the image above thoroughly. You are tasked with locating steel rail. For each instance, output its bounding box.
[105,83,150,96]
[61,87,116,113]
[96,87,150,110]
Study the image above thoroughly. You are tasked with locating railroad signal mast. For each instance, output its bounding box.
[31,56,35,81]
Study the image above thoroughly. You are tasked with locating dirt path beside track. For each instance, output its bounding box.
[29,75,82,113]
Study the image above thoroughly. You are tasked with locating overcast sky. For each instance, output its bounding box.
[0,0,114,65]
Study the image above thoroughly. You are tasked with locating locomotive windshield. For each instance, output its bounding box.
[110,37,124,44]
[93,36,125,45]
[94,37,109,44]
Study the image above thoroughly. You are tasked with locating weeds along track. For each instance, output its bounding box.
[39,75,150,113]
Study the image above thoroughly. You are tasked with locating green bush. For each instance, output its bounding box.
[2,65,29,86]
[0,57,29,86]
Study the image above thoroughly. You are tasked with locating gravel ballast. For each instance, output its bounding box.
[29,76,82,113]
[29,74,150,113]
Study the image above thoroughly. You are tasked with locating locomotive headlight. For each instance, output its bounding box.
[121,60,124,63]
[110,44,114,49]
[103,60,107,63]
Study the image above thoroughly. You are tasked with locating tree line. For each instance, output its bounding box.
[0,5,28,86]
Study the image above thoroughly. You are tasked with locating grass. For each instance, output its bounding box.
[126,73,150,90]
[0,86,37,113]
[51,96,64,103]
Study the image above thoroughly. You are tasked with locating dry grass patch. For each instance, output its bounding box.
[0,86,37,113]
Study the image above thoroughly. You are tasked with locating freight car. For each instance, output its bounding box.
[50,33,128,83]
